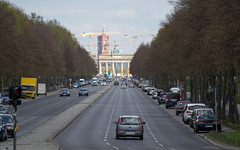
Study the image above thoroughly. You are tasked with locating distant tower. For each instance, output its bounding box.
[98,32,109,56]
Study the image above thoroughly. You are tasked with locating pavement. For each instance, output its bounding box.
[0,84,239,150]
[0,84,113,150]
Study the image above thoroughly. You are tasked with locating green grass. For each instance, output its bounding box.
[207,132,240,148]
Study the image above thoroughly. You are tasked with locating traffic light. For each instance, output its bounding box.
[8,86,22,111]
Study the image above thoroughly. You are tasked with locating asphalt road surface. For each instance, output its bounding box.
[54,84,222,150]
[5,83,104,139]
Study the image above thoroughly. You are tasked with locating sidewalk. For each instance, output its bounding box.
[0,84,113,150]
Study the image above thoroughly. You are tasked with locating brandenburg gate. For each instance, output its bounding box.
[98,54,133,77]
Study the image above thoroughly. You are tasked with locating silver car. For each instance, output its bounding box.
[114,115,145,140]
[79,88,89,96]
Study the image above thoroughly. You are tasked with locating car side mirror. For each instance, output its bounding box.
[113,121,117,124]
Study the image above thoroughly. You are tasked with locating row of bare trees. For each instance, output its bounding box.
[0,1,97,90]
[131,0,240,123]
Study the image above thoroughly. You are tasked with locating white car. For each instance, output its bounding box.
[101,81,106,86]
[182,103,206,124]
[121,84,127,89]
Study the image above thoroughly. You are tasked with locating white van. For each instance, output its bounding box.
[170,87,181,93]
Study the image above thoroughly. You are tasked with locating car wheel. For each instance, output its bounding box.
[139,135,143,140]
[60,95,62,97]
[165,106,168,109]
[116,134,119,139]
[0,133,4,141]
[176,111,178,116]
[194,125,199,133]
[11,133,14,138]
[87,94,89,96]
[79,94,80,97]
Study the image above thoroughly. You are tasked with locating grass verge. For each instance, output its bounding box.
[207,132,240,148]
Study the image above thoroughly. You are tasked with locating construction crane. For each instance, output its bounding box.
[123,34,156,53]
[80,31,121,56]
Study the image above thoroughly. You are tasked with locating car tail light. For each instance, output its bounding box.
[118,118,122,125]
[213,120,220,123]
[197,121,204,124]
[186,110,192,113]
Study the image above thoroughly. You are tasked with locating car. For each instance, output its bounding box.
[175,101,191,115]
[0,105,8,114]
[0,114,14,137]
[152,89,164,99]
[129,83,134,88]
[92,81,97,86]
[114,81,119,85]
[142,85,149,92]
[189,108,214,128]
[121,84,127,89]
[59,88,70,97]
[72,82,79,88]
[79,88,88,96]
[113,115,145,140]
[0,117,8,141]
[165,93,181,109]
[147,87,156,95]
[157,92,168,105]
[101,81,106,86]
[193,114,221,133]
[182,103,206,124]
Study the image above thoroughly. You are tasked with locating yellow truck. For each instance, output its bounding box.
[21,77,37,99]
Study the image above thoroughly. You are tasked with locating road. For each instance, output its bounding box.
[54,84,221,150]
[5,83,105,139]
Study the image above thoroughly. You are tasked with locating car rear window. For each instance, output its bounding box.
[198,115,216,120]
[189,105,205,110]
[119,117,141,125]
[197,110,213,115]
[168,93,180,99]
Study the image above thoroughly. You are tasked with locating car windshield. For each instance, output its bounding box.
[189,105,205,110]
[198,115,216,120]
[61,89,69,92]
[119,117,141,125]
[22,85,34,91]
[1,115,12,123]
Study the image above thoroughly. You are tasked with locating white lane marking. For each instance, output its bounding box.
[112,146,119,150]
[106,142,110,145]
[130,89,165,148]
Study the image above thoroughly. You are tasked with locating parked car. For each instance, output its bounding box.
[165,93,181,109]
[92,81,97,86]
[157,92,168,105]
[0,114,14,137]
[0,117,8,141]
[114,81,119,86]
[182,103,206,124]
[129,83,134,88]
[175,101,191,115]
[79,88,89,96]
[142,85,149,92]
[190,108,214,128]
[147,88,156,95]
[113,115,145,140]
[0,105,8,114]
[101,81,106,86]
[152,89,164,99]
[193,114,221,133]
[59,88,70,97]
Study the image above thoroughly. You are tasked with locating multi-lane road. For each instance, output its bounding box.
[54,83,221,150]
[6,84,105,138]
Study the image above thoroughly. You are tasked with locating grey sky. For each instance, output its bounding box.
[8,0,174,54]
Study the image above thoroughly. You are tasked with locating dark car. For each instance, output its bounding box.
[165,93,181,109]
[175,101,191,115]
[157,92,168,105]
[114,81,119,85]
[59,88,70,97]
[0,117,8,141]
[193,114,221,133]
[114,115,145,140]
[0,114,14,137]
[0,105,8,114]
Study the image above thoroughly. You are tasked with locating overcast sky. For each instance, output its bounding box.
[8,0,174,55]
